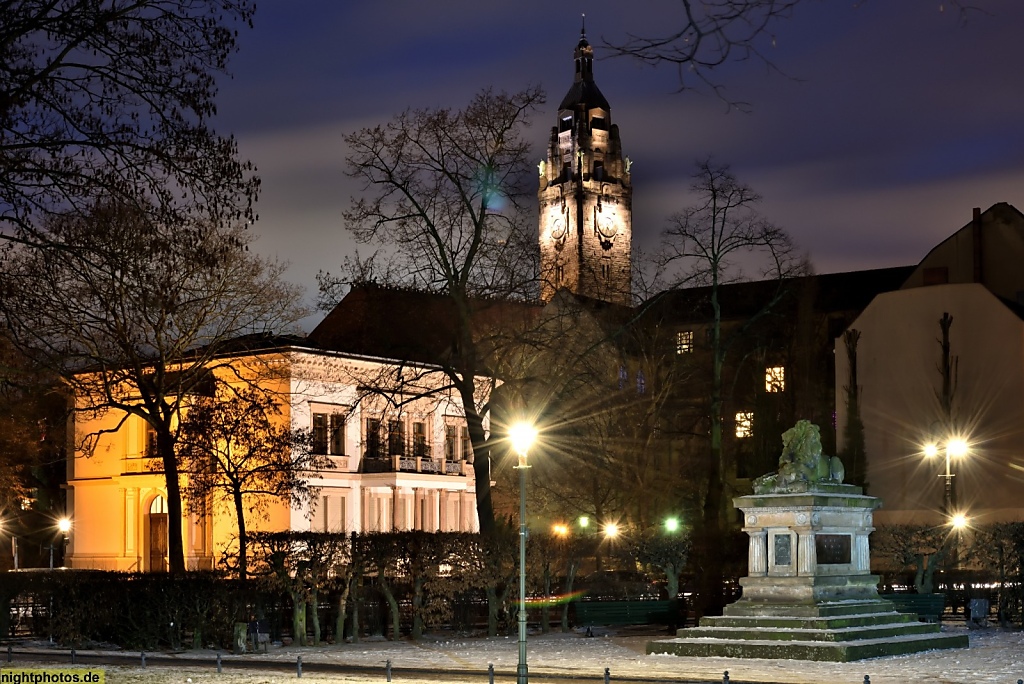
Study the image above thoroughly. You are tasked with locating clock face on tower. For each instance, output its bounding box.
[546,205,568,251]
[594,204,619,250]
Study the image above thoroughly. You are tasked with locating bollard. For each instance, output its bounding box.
[216,654,222,673]
[71,648,76,665]
[488,663,494,684]
[723,671,730,684]
[604,667,610,684]
[141,652,146,668]
[386,659,392,683]
[296,655,302,678]
[864,677,870,684]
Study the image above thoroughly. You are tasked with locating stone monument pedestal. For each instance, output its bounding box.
[647,483,968,661]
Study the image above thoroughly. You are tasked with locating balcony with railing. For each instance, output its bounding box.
[361,437,467,476]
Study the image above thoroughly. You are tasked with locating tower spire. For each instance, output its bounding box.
[581,13,586,39]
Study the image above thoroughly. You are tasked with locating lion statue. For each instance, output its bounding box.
[752,420,845,494]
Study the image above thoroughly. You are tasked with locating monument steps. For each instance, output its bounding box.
[722,599,899,618]
[679,620,941,642]
[703,610,917,630]
[646,631,970,662]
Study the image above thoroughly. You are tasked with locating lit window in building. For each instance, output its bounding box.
[765,366,786,393]
[636,370,646,395]
[735,412,754,438]
[676,330,693,354]
[618,365,628,390]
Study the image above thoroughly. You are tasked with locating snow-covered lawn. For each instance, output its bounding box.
[10,625,1024,684]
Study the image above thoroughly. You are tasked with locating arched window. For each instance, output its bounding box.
[150,495,167,514]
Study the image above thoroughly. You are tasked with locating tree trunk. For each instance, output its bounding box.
[379,579,401,641]
[350,575,361,643]
[541,565,551,634]
[158,429,186,574]
[309,588,321,646]
[561,559,579,633]
[335,577,351,643]
[233,489,248,582]
[486,585,499,637]
[467,412,494,535]
[697,300,727,618]
[291,594,306,646]
[412,577,424,640]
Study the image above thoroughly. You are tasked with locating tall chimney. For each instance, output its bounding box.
[972,207,983,283]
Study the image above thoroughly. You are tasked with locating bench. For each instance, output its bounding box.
[878,593,945,623]
[574,600,674,626]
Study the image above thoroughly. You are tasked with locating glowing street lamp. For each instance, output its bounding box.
[50,517,72,569]
[603,522,620,539]
[664,517,680,533]
[578,516,590,529]
[950,513,968,530]
[509,421,536,684]
[552,523,569,537]
[923,436,969,516]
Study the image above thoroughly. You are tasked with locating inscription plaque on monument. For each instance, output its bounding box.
[815,534,852,564]
[774,534,792,566]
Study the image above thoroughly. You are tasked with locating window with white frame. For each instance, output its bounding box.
[676,330,693,354]
[765,366,786,393]
[312,409,347,455]
[460,426,472,461]
[412,420,428,457]
[445,424,457,461]
[735,412,754,438]
[365,418,382,457]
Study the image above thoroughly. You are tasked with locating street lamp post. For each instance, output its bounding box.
[924,438,967,516]
[509,422,537,684]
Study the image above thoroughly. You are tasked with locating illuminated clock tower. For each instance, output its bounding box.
[538,27,632,306]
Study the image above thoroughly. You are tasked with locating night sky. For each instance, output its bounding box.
[215,1,1024,324]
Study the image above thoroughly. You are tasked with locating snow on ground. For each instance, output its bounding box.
[10,625,1024,684]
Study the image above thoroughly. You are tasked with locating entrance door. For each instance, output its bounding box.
[148,495,168,572]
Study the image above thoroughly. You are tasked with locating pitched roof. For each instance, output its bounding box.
[642,266,914,322]
[308,283,540,366]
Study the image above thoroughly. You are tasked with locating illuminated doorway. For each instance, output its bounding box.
[148,495,168,572]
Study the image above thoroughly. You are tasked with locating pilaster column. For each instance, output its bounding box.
[748,531,767,576]
[797,533,817,576]
[855,534,871,573]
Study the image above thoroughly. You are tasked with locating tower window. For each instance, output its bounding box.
[765,366,786,393]
[555,264,564,283]
[592,161,605,180]
[676,331,693,354]
[618,365,627,390]
[736,412,754,438]
[601,263,610,279]
[636,370,646,395]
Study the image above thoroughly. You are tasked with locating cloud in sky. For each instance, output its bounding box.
[214,0,1024,325]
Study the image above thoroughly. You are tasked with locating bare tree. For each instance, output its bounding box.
[660,158,806,615]
[326,86,545,534]
[0,0,257,244]
[177,384,331,581]
[0,200,306,572]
